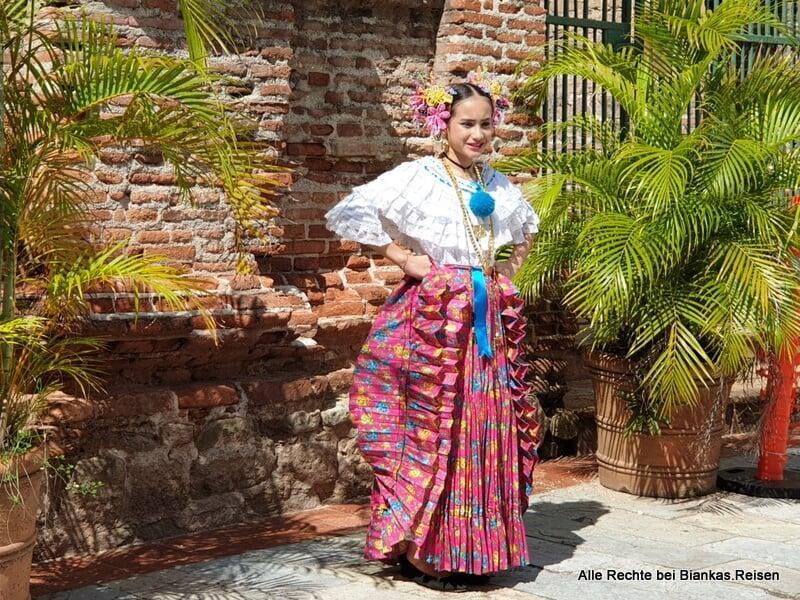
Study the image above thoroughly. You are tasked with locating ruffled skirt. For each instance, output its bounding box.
[349,261,541,575]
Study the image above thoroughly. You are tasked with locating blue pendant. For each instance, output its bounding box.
[469,188,495,218]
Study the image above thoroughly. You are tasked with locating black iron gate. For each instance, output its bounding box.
[541,0,633,153]
[541,0,797,153]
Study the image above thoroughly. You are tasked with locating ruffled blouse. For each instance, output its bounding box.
[324,155,539,267]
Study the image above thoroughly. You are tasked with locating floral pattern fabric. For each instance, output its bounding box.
[349,261,541,575]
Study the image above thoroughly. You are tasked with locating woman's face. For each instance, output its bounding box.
[445,94,494,162]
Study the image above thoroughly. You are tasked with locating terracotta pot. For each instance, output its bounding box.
[0,447,46,600]
[585,352,728,498]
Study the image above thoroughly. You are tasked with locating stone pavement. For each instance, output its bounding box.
[38,454,800,600]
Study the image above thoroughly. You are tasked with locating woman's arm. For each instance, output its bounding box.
[367,242,432,280]
[496,232,535,280]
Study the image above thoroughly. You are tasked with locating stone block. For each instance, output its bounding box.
[45,392,96,423]
[96,388,177,419]
[124,448,190,518]
[331,436,372,502]
[243,375,330,409]
[176,384,240,409]
[275,434,338,503]
[191,418,277,496]
[286,410,323,434]
[314,318,373,348]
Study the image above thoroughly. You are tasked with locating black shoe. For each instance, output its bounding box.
[398,556,469,593]
[452,572,492,586]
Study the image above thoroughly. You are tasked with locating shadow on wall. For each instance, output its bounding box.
[258,0,446,290]
[34,0,450,562]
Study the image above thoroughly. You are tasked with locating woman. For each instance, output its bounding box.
[324,74,541,592]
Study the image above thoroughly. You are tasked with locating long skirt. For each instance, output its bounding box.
[349,260,541,575]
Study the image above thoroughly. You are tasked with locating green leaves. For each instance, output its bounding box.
[514,32,639,116]
[0,2,280,452]
[502,0,800,417]
[42,243,216,330]
[3,11,281,279]
[177,0,260,67]
[0,317,101,450]
[48,19,216,119]
[617,141,694,211]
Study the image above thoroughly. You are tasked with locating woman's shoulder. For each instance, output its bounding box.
[482,162,520,196]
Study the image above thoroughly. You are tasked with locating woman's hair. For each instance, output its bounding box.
[448,83,494,117]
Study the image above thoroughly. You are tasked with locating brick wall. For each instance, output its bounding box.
[36,0,573,559]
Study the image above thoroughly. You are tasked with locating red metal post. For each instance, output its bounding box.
[757,353,797,481]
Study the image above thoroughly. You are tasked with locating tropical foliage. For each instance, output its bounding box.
[0,1,279,455]
[500,0,800,423]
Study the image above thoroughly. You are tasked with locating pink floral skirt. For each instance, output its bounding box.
[349,260,541,575]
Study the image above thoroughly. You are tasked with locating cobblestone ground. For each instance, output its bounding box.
[40,454,800,600]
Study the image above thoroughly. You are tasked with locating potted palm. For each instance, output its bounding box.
[0,3,279,597]
[499,0,800,498]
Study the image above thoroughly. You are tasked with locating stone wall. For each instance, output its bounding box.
[35,0,572,560]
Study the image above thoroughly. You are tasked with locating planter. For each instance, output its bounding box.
[0,447,46,600]
[585,352,728,498]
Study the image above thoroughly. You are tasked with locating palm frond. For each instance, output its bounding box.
[40,244,216,332]
[0,0,36,36]
[0,317,102,449]
[641,318,716,416]
[710,240,797,317]
[509,0,800,413]
[616,138,696,212]
[177,0,262,67]
[45,18,219,121]
[513,32,639,115]
[565,212,670,319]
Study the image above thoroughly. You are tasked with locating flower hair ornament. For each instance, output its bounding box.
[409,68,511,138]
[466,67,511,127]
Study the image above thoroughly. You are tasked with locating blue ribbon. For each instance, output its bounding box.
[471,266,493,358]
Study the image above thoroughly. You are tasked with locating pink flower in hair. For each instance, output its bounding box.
[426,104,450,136]
[410,85,427,114]
[493,106,503,126]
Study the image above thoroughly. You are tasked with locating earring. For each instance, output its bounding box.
[441,138,450,156]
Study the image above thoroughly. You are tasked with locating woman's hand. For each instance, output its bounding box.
[373,242,432,279]
[498,233,536,279]
[402,254,432,279]
[495,260,513,280]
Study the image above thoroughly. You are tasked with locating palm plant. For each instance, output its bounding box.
[500,0,800,429]
[0,1,280,458]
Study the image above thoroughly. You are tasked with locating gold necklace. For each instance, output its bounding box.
[440,157,495,275]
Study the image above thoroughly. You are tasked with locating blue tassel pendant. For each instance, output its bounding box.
[469,188,495,218]
[471,266,493,358]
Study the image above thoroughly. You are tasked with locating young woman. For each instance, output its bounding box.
[324,75,542,592]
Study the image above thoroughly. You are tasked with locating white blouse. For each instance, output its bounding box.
[324,156,539,267]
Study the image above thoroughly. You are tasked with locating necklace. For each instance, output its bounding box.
[440,157,495,274]
[443,152,475,173]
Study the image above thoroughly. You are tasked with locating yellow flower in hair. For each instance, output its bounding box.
[423,86,453,107]
[489,80,503,97]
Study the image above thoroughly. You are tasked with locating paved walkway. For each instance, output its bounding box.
[38,454,800,600]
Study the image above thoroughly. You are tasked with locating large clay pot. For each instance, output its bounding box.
[585,352,727,498]
[0,447,45,600]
